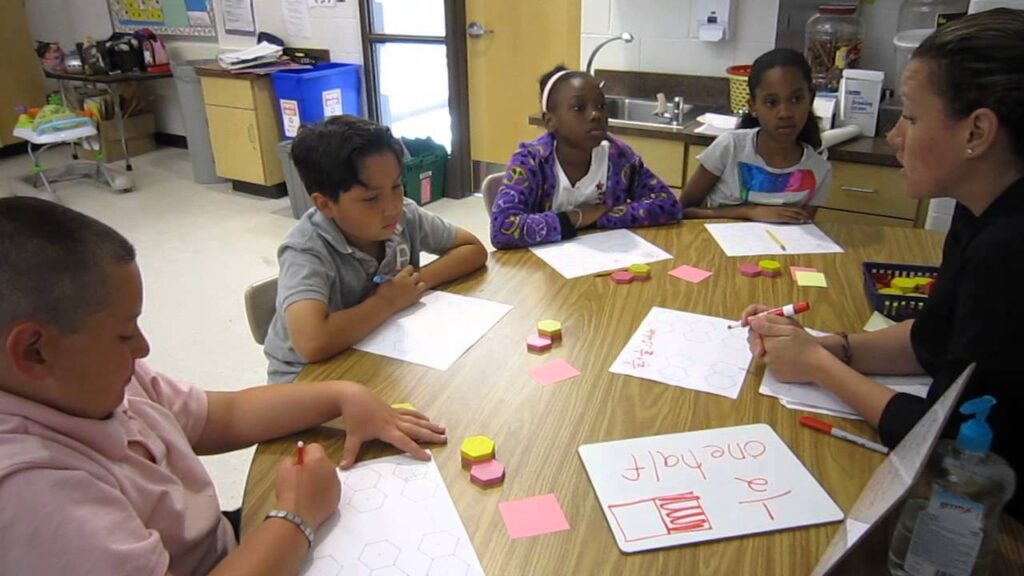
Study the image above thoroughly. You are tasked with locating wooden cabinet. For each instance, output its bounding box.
[612,133,685,190]
[819,161,922,226]
[684,144,707,185]
[200,73,283,186]
[680,142,924,227]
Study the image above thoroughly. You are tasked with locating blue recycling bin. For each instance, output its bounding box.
[271,63,363,140]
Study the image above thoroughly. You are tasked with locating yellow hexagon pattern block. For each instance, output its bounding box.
[627,263,651,277]
[460,435,496,463]
[537,320,562,337]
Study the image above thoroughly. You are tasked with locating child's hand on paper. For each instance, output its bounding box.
[275,442,341,529]
[747,314,829,382]
[336,383,447,469]
[744,205,811,224]
[376,265,426,313]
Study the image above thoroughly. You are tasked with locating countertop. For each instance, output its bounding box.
[194,64,271,80]
[527,113,899,168]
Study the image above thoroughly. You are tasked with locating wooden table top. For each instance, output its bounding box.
[241,220,1023,574]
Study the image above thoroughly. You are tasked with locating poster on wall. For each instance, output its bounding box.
[221,0,256,36]
[108,0,218,37]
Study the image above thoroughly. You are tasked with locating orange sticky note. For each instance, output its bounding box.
[789,266,817,280]
[499,494,571,539]
[527,359,581,386]
[669,264,713,284]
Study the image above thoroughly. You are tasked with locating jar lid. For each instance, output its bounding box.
[818,5,857,15]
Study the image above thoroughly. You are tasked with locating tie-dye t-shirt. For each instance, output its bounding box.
[697,128,831,208]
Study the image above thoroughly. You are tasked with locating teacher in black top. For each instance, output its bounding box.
[741,8,1024,519]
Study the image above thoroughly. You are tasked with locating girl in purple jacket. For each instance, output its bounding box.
[490,66,683,250]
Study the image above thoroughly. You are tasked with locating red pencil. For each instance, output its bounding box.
[296,440,305,465]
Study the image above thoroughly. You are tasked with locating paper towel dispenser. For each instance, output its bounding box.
[696,0,734,42]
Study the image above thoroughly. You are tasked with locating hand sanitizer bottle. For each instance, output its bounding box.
[888,396,1016,575]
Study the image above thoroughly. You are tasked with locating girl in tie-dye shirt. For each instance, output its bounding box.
[682,49,831,224]
[489,66,682,250]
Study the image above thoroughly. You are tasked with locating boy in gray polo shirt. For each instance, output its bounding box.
[265,116,488,382]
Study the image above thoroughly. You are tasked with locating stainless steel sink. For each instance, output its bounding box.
[604,96,727,131]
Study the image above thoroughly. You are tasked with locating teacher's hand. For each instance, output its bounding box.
[748,315,827,382]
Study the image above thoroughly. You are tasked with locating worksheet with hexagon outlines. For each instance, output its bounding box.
[301,453,484,576]
[609,307,754,399]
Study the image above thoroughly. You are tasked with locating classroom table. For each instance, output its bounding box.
[44,69,172,172]
[240,220,1024,575]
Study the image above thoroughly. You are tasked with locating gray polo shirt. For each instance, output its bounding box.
[264,198,456,382]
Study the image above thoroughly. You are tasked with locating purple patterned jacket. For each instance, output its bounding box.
[490,132,683,250]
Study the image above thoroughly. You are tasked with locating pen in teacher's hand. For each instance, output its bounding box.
[799,415,889,454]
[728,301,810,329]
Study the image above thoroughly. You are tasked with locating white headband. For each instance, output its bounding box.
[541,70,574,113]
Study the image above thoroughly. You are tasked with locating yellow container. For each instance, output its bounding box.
[727,65,752,114]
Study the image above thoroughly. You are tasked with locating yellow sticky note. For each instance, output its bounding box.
[795,270,828,288]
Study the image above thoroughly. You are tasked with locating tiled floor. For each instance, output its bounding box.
[0,146,492,508]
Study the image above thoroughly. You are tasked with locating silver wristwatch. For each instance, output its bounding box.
[265,509,315,547]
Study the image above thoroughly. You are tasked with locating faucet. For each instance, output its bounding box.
[653,94,689,125]
[585,32,634,76]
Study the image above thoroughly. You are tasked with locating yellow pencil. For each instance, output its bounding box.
[766,229,787,252]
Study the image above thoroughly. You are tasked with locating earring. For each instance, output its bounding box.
[967,148,974,155]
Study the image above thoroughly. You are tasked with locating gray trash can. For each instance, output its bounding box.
[170,59,225,185]
[277,140,314,219]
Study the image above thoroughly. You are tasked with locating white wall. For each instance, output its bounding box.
[25,0,364,136]
[581,0,780,77]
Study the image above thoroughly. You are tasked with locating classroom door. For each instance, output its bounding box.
[464,0,581,182]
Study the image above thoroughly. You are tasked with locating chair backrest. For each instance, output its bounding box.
[244,276,278,345]
[481,172,504,216]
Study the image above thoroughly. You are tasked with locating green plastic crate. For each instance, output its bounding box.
[401,137,447,206]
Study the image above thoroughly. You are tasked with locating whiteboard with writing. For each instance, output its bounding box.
[578,424,844,553]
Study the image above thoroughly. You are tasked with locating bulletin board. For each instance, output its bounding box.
[108,0,218,37]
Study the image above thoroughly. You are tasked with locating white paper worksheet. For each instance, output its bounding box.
[760,373,930,419]
[354,291,512,370]
[529,229,672,279]
[609,307,753,399]
[301,454,484,576]
[758,327,930,419]
[704,222,844,257]
[579,424,844,553]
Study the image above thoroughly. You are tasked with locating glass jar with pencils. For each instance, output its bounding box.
[804,5,863,93]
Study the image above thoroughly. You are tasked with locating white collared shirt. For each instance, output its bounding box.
[552,140,610,213]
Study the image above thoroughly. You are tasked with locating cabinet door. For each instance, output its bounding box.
[613,134,685,189]
[684,144,707,186]
[206,106,265,183]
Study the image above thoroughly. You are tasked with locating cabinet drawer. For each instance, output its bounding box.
[201,76,256,110]
[823,161,917,220]
[613,134,684,189]
[815,207,914,228]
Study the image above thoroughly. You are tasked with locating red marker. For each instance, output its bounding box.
[799,415,889,454]
[296,441,305,465]
[728,301,811,329]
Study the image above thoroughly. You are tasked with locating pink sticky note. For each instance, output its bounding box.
[499,494,571,539]
[789,266,818,280]
[527,359,581,386]
[669,264,713,284]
